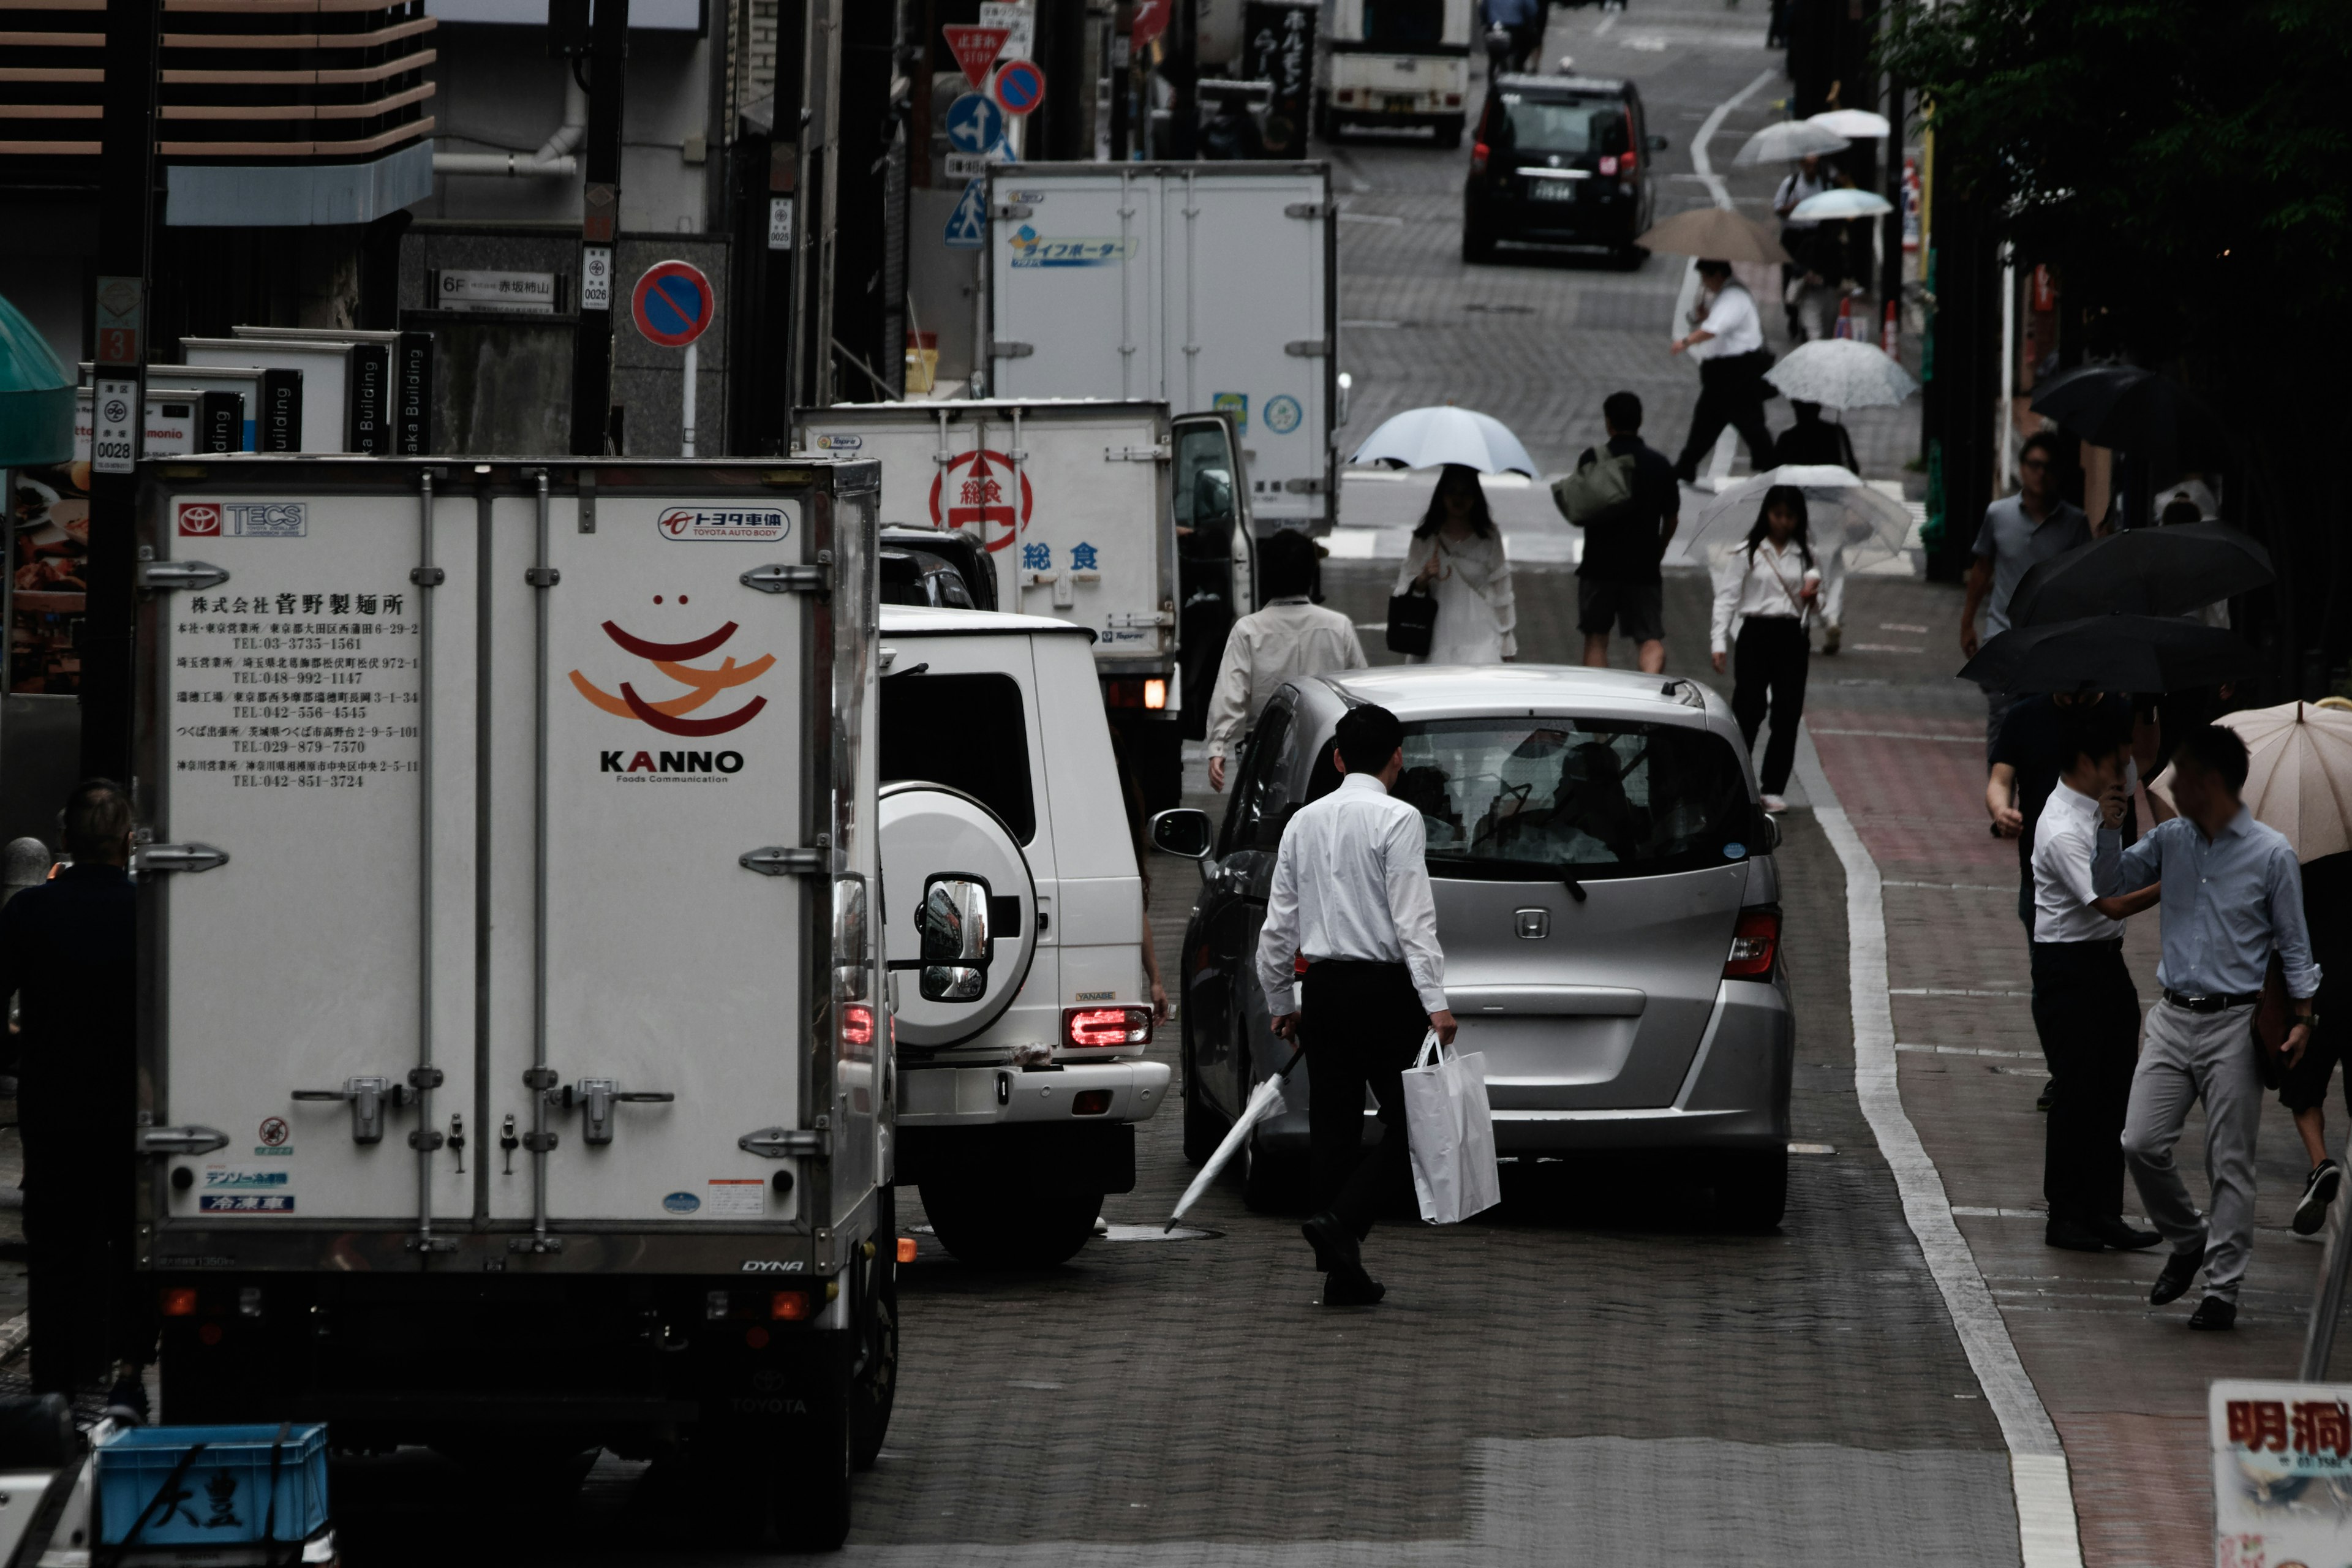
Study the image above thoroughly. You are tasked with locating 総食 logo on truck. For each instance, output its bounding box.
[570,619,772,737]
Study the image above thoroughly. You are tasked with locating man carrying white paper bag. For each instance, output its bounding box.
[1259,704,1461,1306]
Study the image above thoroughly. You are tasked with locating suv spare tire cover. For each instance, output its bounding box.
[879,782,1040,1049]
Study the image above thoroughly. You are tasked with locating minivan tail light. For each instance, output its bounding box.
[1065,1006,1152,1048]
[1471,139,1488,174]
[1724,908,1780,979]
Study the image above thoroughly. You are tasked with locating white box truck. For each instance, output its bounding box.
[984,164,1340,538]
[795,398,1257,805]
[129,455,912,1548]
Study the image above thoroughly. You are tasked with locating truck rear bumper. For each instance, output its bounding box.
[896,1058,1170,1128]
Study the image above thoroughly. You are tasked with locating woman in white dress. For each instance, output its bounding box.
[1392,463,1517,666]
[1708,484,1820,812]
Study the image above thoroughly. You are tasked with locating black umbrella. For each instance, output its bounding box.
[2028,364,2217,453]
[1959,613,2260,695]
[2008,521,2273,627]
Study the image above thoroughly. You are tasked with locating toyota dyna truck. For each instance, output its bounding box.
[797,398,1257,809]
[127,455,922,1549]
[984,164,1341,543]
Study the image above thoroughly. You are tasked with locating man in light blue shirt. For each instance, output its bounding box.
[2098,726,2319,1330]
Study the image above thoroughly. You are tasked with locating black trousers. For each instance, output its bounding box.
[1302,960,1427,1240]
[22,1142,148,1396]
[1732,616,1809,794]
[1674,353,1776,480]
[2030,939,2140,1226]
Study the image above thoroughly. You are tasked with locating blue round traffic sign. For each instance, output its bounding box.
[631,259,714,349]
[944,91,1005,154]
[991,58,1046,116]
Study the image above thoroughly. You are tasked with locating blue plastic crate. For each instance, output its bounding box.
[96,1423,329,1547]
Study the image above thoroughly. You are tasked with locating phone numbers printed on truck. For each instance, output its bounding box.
[170,585,421,790]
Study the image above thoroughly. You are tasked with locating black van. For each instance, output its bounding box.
[1463,74,1667,264]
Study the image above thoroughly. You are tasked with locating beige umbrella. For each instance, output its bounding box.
[1632,207,1793,265]
[2148,701,2352,862]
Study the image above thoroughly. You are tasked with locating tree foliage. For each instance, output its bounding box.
[1883,0,2352,356]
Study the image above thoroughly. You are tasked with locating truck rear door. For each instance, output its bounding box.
[989,170,1164,403]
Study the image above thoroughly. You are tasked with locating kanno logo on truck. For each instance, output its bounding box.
[1006,225,1137,268]
[657,506,790,541]
[571,617,773,772]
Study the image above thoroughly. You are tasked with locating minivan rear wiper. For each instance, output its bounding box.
[1562,871,1588,903]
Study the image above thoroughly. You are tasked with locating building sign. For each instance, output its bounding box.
[2214,1379,2352,1567]
[433,268,560,315]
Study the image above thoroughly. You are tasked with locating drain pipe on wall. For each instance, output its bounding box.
[433,70,588,177]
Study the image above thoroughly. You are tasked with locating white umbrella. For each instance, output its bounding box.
[2149,702,2352,862]
[1808,108,1891,138]
[1166,1045,1302,1231]
[1763,338,1920,410]
[1348,405,1538,476]
[1686,464,1914,571]
[1787,188,1894,222]
[1731,120,1850,166]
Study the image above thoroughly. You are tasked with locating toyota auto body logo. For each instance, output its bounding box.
[570,619,773,737]
[657,507,790,542]
[178,502,222,536]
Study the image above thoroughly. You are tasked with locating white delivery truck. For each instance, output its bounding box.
[1317,0,1476,146]
[129,455,926,1549]
[796,399,1257,807]
[984,164,1340,540]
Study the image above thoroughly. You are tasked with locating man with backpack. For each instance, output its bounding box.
[1559,391,1680,674]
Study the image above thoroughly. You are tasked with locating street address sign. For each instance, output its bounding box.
[631,259,715,349]
[941,24,1009,89]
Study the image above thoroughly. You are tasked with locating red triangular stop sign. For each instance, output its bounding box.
[942,24,1011,90]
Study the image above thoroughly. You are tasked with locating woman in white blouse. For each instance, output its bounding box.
[1393,464,1517,666]
[1709,484,1820,811]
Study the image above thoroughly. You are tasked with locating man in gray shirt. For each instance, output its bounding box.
[1960,431,2097,752]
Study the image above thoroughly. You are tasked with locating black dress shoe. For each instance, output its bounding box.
[2092,1218,2163,1251]
[2035,1087,2054,1112]
[1322,1266,1385,1306]
[2296,1159,2343,1237]
[2044,1218,2108,1253]
[2150,1248,2201,1306]
[2188,1295,2239,1330]
[1302,1211,1361,1275]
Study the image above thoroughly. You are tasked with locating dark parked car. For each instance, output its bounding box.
[1463,74,1667,265]
[880,526,997,610]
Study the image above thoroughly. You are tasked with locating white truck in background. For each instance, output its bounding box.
[129,455,909,1548]
[1317,0,1476,146]
[984,164,1341,543]
[798,399,1257,809]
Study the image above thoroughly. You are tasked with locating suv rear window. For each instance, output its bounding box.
[1397,717,1749,880]
[1493,95,1625,157]
[880,671,1036,842]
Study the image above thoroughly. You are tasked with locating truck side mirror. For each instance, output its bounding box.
[918,875,990,1002]
[1148,807,1215,860]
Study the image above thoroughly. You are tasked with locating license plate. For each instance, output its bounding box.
[1384,95,1419,112]
[1529,182,1577,202]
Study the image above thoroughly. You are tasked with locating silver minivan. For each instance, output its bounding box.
[1170,665,1795,1227]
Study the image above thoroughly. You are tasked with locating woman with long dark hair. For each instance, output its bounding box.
[1392,462,1517,665]
[1708,484,1820,811]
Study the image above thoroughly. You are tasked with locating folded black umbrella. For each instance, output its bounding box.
[1959,613,2260,695]
[2009,521,2273,627]
[2028,364,2216,453]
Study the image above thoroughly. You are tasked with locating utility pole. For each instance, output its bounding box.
[570,0,630,456]
[1165,0,1198,159]
[81,0,164,782]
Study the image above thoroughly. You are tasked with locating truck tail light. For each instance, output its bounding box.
[1471,140,1488,174]
[1144,678,1166,710]
[161,1287,199,1317]
[770,1291,812,1322]
[1065,1006,1152,1047]
[1104,677,1167,710]
[1336,88,1355,105]
[840,1004,875,1049]
[897,1237,918,1264]
[1724,908,1781,979]
[1072,1089,1114,1115]
[1444,92,1461,107]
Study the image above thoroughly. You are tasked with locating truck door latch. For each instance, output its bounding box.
[741,556,832,595]
[562,1079,676,1145]
[138,842,230,875]
[293,1076,405,1144]
[739,845,829,876]
[135,1126,230,1156]
[137,559,230,593]
[738,1127,829,1159]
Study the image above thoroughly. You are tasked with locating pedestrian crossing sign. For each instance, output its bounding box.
[944,177,987,250]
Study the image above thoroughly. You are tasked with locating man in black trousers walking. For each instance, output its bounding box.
[1257,705,1456,1306]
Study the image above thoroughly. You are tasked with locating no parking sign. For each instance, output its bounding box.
[631,260,714,348]
[990,59,1045,116]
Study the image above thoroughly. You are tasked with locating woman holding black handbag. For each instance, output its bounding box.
[1390,464,1516,666]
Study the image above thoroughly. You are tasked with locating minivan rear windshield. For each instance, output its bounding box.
[1494,96,1624,157]
[1398,717,1750,879]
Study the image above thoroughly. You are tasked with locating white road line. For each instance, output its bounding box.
[1807,727,1980,742]
[1593,10,1617,36]
[1899,1044,2043,1059]
[1689,67,1776,210]
[1890,987,2035,998]
[1793,725,2084,1568]
[1880,880,2014,892]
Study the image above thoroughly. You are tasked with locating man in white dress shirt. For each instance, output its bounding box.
[1668,260,1777,484]
[1205,530,1367,792]
[2029,720,2164,1254]
[1256,704,1456,1305]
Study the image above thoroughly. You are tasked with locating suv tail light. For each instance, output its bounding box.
[1724,907,1781,979]
[1471,139,1489,175]
[1065,1006,1152,1048]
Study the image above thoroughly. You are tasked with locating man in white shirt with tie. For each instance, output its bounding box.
[1668,259,1777,485]
[1205,530,1367,792]
[1256,704,1456,1305]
